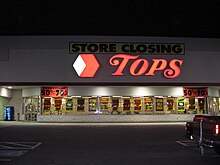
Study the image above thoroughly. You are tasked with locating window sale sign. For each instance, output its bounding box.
[183,87,208,97]
[41,87,68,97]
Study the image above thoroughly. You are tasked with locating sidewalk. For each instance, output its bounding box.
[37,114,194,123]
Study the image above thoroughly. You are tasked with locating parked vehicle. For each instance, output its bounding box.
[185,115,220,155]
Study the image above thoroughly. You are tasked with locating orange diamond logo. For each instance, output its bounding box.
[73,54,100,77]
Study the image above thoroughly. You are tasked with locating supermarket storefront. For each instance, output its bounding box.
[21,86,218,122]
[0,36,220,122]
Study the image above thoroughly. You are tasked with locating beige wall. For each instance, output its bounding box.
[8,90,23,120]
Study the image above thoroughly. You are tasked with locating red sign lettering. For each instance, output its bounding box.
[109,54,183,79]
[183,87,208,97]
[145,59,167,76]
[130,59,148,75]
[109,54,138,75]
[41,87,68,97]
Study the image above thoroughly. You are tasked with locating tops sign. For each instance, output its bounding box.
[69,42,185,55]
[70,42,185,79]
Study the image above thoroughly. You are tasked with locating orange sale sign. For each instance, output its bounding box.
[41,87,68,97]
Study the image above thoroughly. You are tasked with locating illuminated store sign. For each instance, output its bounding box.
[71,42,185,79]
[110,54,183,78]
[69,42,185,55]
[73,54,100,77]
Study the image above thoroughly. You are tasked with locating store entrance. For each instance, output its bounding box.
[24,96,40,121]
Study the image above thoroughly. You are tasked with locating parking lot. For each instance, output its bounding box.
[0,121,220,165]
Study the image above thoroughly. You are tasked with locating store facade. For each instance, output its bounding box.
[0,36,220,122]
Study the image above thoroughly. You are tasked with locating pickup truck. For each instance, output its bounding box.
[185,115,220,155]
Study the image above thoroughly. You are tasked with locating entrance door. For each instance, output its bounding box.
[24,97,40,121]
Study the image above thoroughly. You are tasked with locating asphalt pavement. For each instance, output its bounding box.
[0,121,219,165]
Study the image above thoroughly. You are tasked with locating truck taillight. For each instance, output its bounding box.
[214,124,219,135]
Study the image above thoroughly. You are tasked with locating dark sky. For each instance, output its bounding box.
[0,1,220,38]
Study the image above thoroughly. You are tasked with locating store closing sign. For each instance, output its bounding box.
[69,43,185,54]
[41,87,68,97]
[183,87,208,98]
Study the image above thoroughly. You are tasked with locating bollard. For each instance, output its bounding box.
[17,112,20,121]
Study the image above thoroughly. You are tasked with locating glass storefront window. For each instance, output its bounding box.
[177,97,185,113]
[198,98,205,114]
[65,98,73,113]
[134,97,142,114]
[38,95,212,116]
[100,97,110,114]
[42,97,65,115]
[76,98,85,112]
[167,97,174,111]
[111,98,120,114]
[54,98,62,114]
[23,96,40,121]
[156,98,163,112]
[188,97,196,114]
[209,97,219,116]
[42,98,51,114]
[184,97,207,114]
[144,97,153,113]
[24,97,40,113]
[0,97,11,121]
[100,97,109,110]
[123,98,131,114]
[89,97,97,111]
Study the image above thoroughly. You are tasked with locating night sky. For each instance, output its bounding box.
[0,1,220,38]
